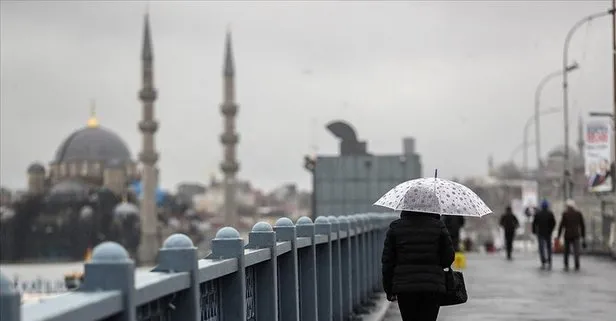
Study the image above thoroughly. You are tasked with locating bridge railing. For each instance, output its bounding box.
[1,213,397,321]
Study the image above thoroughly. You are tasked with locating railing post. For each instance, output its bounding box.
[337,216,353,320]
[152,233,199,321]
[371,214,380,293]
[348,216,363,314]
[207,227,246,321]
[1,272,21,321]
[246,222,278,321]
[273,217,300,321]
[296,216,318,321]
[364,215,375,296]
[327,216,343,321]
[357,215,369,305]
[315,216,333,321]
[79,241,136,321]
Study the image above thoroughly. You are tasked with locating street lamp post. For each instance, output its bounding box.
[535,64,579,179]
[562,8,615,201]
[524,107,561,176]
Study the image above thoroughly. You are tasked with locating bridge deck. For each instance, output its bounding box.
[383,253,616,321]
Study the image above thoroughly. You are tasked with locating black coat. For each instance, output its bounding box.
[499,211,519,234]
[532,209,556,238]
[381,211,455,296]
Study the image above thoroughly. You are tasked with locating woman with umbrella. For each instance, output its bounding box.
[376,173,492,321]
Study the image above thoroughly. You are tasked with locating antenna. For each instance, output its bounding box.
[434,169,438,179]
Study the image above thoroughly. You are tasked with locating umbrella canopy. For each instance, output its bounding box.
[374,177,492,217]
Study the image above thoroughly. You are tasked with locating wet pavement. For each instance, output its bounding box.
[383,252,616,321]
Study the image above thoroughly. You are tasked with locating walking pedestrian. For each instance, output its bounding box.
[443,215,465,251]
[557,199,586,271]
[376,176,492,321]
[499,206,519,260]
[532,199,556,270]
[382,211,455,321]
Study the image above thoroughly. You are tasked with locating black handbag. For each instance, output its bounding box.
[440,267,468,306]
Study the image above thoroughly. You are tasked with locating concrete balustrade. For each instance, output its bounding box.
[0,213,398,321]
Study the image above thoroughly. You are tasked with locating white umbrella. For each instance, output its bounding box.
[373,176,492,217]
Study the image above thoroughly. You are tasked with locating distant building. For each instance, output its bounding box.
[313,121,422,217]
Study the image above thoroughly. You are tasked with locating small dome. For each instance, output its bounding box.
[547,145,579,159]
[27,163,45,174]
[54,126,132,163]
[113,201,139,218]
[47,180,90,203]
[80,206,94,220]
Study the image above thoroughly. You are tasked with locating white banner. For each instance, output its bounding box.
[521,180,538,208]
[584,115,614,193]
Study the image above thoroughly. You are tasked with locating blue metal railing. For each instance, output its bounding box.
[1,213,396,321]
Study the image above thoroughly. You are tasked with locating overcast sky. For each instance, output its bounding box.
[0,0,613,192]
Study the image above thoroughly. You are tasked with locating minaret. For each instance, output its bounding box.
[137,13,160,264]
[220,30,240,227]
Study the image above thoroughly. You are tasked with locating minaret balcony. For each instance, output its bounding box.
[220,102,238,117]
[139,120,159,133]
[220,161,239,174]
[139,88,158,101]
[220,132,239,145]
[139,151,159,165]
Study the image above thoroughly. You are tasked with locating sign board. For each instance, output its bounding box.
[583,114,614,193]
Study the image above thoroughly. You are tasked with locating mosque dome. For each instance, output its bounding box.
[27,162,46,174]
[113,201,139,218]
[53,125,132,164]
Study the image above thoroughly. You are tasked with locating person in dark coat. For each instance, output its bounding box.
[382,211,455,321]
[443,215,465,252]
[532,199,556,270]
[499,206,519,260]
[557,199,586,271]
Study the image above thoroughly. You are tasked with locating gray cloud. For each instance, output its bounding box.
[0,0,612,191]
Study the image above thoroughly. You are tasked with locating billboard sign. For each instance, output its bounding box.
[583,114,614,193]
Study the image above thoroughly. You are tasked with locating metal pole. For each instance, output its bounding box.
[525,108,560,176]
[562,9,614,201]
[612,0,616,174]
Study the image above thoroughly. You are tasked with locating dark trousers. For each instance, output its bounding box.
[563,238,581,269]
[397,292,440,321]
[504,231,515,259]
[537,235,552,265]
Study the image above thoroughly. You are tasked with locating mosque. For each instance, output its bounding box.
[0,13,240,264]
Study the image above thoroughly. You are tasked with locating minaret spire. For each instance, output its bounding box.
[224,29,234,77]
[137,12,160,265]
[220,28,240,227]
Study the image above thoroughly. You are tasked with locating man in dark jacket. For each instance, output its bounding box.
[443,215,465,252]
[532,199,556,270]
[382,211,455,321]
[557,199,586,271]
[499,206,519,260]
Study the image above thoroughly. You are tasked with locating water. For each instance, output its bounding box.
[1,262,153,295]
